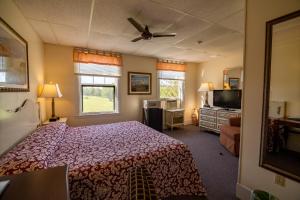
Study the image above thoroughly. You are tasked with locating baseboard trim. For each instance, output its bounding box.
[236,183,252,200]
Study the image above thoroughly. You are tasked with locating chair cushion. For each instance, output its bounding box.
[220,125,240,140]
[229,117,241,127]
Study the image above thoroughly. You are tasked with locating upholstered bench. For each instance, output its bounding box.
[220,117,241,156]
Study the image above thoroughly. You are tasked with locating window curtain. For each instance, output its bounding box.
[74,48,122,77]
[156,60,186,72]
[157,60,186,80]
[73,48,122,66]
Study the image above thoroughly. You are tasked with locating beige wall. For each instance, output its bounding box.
[238,0,300,199]
[44,44,198,126]
[196,53,244,107]
[184,62,198,124]
[0,0,45,153]
[0,0,45,118]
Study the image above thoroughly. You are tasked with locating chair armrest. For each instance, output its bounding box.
[229,117,241,127]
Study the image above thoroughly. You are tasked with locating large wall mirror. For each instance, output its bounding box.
[260,10,300,182]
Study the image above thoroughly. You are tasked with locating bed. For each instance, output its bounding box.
[0,120,206,199]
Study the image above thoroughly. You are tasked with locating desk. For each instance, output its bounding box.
[0,166,70,200]
[277,118,300,128]
[270,118,300,152]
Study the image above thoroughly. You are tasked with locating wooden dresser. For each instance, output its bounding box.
[199,107,241,133]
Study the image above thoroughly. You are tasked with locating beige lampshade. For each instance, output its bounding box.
[40,83,62,98]
[198,82,214,92]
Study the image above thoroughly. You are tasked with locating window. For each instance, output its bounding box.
[158,70,185,101]
[79,75,119,114]
[74,48,122,115]
[0,57,7,82]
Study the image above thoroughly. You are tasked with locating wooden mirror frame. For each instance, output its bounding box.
[260,10,300,182]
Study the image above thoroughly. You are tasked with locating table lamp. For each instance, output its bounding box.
[40,83,62,121]
[198,82,214,107]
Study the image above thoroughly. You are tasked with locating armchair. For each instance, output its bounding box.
[220,117,241,156]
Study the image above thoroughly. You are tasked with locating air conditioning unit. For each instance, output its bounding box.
[143,100,162,108]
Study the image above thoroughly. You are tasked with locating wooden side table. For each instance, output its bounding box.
[165,109,184,131]
[0,166,70,200]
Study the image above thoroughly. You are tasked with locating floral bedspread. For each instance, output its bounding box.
[0,121,206,199]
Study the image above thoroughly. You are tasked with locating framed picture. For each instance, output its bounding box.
[128,72,152,95]
[0,17,29,92]
[229,78,240,89]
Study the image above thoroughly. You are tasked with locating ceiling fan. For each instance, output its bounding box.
[128,18,176,42]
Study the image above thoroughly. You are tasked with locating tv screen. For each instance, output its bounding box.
[213,90,242,109]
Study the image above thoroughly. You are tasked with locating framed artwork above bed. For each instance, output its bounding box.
[128,72,152,95]
[0,17,29,92]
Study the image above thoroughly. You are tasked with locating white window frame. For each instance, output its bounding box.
[158,71,185,104]
[78,75,120,116]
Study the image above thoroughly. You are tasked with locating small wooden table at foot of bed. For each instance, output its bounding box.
[0,166,70,200]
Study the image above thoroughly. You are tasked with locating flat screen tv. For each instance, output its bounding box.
[213,90,242,109]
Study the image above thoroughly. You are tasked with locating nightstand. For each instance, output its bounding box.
[0,166,70,200]
[43,117,68,125]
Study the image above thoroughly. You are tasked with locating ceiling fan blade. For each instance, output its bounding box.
[128,18,145,32]
[131,37,144,42]
[153,33,176,37]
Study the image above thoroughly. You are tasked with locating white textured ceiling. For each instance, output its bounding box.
[13,0,245,62]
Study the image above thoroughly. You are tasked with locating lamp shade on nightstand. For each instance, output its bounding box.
[40,83,62,122]
[40,84,62,98]
[198,82,214,107]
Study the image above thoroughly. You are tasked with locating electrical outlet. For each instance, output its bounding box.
[275,174,285,187]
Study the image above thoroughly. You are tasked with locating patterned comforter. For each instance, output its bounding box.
[0,121,206,199]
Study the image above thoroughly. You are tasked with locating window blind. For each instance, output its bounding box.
[74,63,121,77]
[74,48,122,77]
[156,60,186,80]
[157,70,185,80]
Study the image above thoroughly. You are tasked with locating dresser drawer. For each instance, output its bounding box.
[201,115,217,123]
[217,111,239,119]
[200,109,217,117]
[200,121,216,129]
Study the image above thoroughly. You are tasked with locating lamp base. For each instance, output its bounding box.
[49,116,60,122]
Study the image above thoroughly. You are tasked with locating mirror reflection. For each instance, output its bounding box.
[223,67,243,90]
[261,12,300,181]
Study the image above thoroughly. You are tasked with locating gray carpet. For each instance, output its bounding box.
[165,125,239,200]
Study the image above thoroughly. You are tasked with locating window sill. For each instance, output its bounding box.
[77,112,120,117]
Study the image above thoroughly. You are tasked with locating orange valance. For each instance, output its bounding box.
[73,48,122,66]
[156,60,186,72]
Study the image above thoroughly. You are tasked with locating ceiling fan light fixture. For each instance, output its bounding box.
[128,17,177,42]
